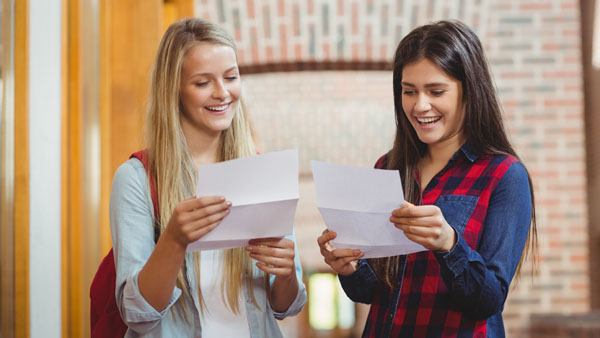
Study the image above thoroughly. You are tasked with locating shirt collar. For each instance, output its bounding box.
[453,141,479,163]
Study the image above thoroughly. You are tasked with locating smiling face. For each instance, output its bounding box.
[179,42,241,138]
[401,58,465,150]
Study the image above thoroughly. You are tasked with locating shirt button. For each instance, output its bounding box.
[388,313,394,319]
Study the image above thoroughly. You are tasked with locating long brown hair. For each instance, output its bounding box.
[370,20,537,288]
[145,18,262,318]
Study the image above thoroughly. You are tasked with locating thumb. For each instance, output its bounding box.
[401,201,415,208]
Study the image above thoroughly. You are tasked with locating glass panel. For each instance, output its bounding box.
[308,273,337,330]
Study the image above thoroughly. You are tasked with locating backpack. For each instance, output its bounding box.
[90,150,159,338]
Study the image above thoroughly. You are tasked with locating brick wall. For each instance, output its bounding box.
[484,2,589,336]
[197,0,487,64]
[196,1,589,336]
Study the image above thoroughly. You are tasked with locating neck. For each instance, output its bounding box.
[425,135,465,165]
[183,128,222,167]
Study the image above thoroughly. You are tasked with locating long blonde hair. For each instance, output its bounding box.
[145,18,263,317]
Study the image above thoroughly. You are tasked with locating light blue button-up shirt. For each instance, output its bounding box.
[110,158,307,337]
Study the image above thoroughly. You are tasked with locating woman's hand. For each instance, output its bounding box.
[246,237,296,279]
[139,196,229,312]
[390,201,457,251]
[317,229,363,276]
[164,196,231,249]
[247,237,299,312]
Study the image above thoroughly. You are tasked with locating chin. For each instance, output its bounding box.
[210,121,234,132]
[416,135,441,146]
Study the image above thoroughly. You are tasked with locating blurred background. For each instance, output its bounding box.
[1,0,599,337]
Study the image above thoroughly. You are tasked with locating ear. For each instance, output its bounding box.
[178,98,186,115]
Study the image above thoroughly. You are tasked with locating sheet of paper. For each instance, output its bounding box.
[187,149,299,252]
[311,160,427,258]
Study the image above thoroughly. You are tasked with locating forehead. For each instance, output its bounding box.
[181,42,237,74]
[402,58,458,85]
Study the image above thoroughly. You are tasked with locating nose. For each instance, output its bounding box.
[414,93,431,113]
[212,80,229,100]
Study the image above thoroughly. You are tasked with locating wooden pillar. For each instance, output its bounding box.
[1,1,28,337]
[61,0,84,335]
[14,0,30,336]
[580,0,600,309]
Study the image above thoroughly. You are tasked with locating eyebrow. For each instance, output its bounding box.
[401,81,449,88]
[190,66,239,78]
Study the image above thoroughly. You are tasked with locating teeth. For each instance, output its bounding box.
[206,104,229,112]
[417,116,441,124]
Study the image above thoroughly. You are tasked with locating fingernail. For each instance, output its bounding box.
[219,196,225,201]
[246,245,253,251]
[226,201,232,207]
[353,250,361,255]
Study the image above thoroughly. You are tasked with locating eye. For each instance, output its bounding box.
[195,81,209,87]
[402,90,414,95]
[225,74,239,81]
[431,90,445,96]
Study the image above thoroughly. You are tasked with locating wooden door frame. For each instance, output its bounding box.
[61,0,194,336]
[1,0,29,337]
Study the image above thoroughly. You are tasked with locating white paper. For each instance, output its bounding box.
[188,149,299,252]
[311,161,427,258]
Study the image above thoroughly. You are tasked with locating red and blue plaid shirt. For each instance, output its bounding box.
[339,143,532,337]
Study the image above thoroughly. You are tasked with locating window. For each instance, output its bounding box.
[308,272,356,331]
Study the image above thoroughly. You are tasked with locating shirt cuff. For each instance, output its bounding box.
[121,272,182,326]
[272,280,307,319]
[338,259,374,284]
[434,231,470,278]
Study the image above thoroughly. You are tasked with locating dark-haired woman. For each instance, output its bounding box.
[317,20,536,337]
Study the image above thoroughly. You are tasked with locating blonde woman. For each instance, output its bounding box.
[109,18,306,337]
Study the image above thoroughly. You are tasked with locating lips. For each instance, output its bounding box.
[205,103,230,112]
[416,116,442,124]
[204,102,231,115]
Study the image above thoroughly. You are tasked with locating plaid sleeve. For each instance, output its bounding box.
[433,161,532,320]
[338,259,379,304]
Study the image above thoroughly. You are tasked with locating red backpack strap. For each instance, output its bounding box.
[90,150,161,337]
[130,150,159,218]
